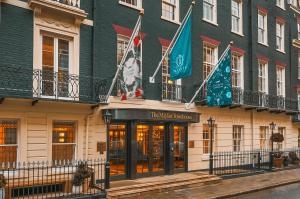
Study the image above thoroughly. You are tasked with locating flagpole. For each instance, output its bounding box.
[185,42,233,110]
[149,1,195,83]
[105,10,144,103]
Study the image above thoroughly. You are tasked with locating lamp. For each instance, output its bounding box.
[103,110,112,125]
[207,117,215,128]
[103,110,112,189]
[269,122,276,152]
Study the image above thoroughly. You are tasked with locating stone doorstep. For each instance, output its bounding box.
[107,177,221,198]
[108,173,213,192]
[212,178,300,199]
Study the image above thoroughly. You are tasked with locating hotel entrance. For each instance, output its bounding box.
[104,109,200,180]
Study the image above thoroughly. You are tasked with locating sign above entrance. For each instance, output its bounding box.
[102,109,200,123]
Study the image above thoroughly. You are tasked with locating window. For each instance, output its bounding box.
[162,47,182,102]
[276,0,285,9]
[298,55,300,79]
[298,90,300,110]
[203,43,218,80]
[231,0,243,34]
[52,121,76,162]
[258,12,268,45]
[119,0,142,8]
[258,61,268,93]
[203,0,217,24]
[298,129,300,147]
[233,125,243,152]
[0,120,17,165]
[276,67,285,97]
[42,35,71,98]
[116,35,129,96]
[162,0,179,22]
[231,53,243,89]
[276,22,285,52]
[298,23,300,40]
[203,124,217,154]
[277,127,285,150]
[259,126,268,150]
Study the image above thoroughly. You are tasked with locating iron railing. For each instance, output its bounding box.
[212,148,300,177]
[51,0,80,8]
[197,87,299,112]
[0,159,106,199]
[0,67,108,104]
[162,83,182,102]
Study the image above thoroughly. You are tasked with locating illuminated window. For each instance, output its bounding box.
[52,121,76,162]
[0,120,17,166]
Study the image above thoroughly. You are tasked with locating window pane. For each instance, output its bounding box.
[0,120,17,167]
[42,36,54,69]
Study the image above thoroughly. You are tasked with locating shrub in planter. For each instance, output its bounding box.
[270,133,284,143]
[72,163,93,194]
[0,174,6,199]
[273,152,284,168]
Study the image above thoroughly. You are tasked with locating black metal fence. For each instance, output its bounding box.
[0,159,107,199]
[212,148,300,177]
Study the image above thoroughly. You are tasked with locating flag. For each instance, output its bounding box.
[206,49,232,106]
[170,13,192,80]
[118,21,143,100]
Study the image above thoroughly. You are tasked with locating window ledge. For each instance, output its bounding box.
[202,18,218,27]
[119,1,143,11]
[292,39,300,49]
[231,30,244,37]
[276,49,286,54]
[161,16,181,25]
[258,42,269,47]
[161,99,182,104]
[276,5,285,10]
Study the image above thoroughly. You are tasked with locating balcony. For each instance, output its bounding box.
[161,83,182,102]
[196,87,299,114]
[0,66,108,104]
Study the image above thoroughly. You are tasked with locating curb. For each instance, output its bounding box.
[211,178,300,199]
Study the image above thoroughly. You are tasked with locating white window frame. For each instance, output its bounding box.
[119,0,143,10]
[233,125,244,152]
[231,0,243,35]
[231,53,244,89]
[203,0,217,25]
[277,127,286,150]
[298,55,300,79]
[202,124,217,155]
[40,35,74,100]
[258,61,269,94]
[298,129,300,147]
[276,22,285,52]
[276,66,285,97]
[161,46,182,102]
[258,11,268,46]
[259,126,269,150]
[297,23,300,40]
[161,0,180,23]
[297,90,300,110]
[203,43,218,80]
[276,0,285,9]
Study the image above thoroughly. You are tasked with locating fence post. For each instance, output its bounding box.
[269,151,273,171]
[105,161,110,189]
[257,152,261,170]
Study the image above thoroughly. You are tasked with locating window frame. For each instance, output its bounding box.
[203,0,217,25]
[257,11,268,46]
[276,0,285,9]
[119,0,143,10]
[276,66,285,97]
[231,52,244,89]
[258,60,269,94]
[203,43,218,80]
[259,126,269,150]
[233,125,244,152]
[277,127,286,150]
[161,0,180,23]
[298,129,300,148]
[276,22,285,53]
[202,124,217,155]
[231,0,243,35]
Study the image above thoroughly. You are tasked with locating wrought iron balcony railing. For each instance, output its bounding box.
[162,83,182,102]
[51,0,80,8]
[0,67,108,104]
[196,87,299,113]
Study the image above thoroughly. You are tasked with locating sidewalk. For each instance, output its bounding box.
[140,169,300,199]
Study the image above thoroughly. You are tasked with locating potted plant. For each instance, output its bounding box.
[273,152,283,168]
[72,163,93,194]
[0,174,6,199]
[283,155,289,167]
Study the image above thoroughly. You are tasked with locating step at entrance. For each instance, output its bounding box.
[107,172,221,198]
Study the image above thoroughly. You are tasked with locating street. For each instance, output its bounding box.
[230,183,300,199]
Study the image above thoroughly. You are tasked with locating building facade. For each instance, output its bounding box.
[1,0,300,181]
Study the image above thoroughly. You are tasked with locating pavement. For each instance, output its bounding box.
[140,168,300,199]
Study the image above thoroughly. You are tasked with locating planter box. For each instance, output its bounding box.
[273,158,283,168]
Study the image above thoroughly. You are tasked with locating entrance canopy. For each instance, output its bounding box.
[102,108,200,123]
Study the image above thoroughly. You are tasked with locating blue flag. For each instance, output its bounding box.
[207,49,232,107]
[170,13,192,80]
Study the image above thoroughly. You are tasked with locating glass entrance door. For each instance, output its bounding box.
[136,124,165,175]
[173,125,186,170]
[109,124,127,177]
